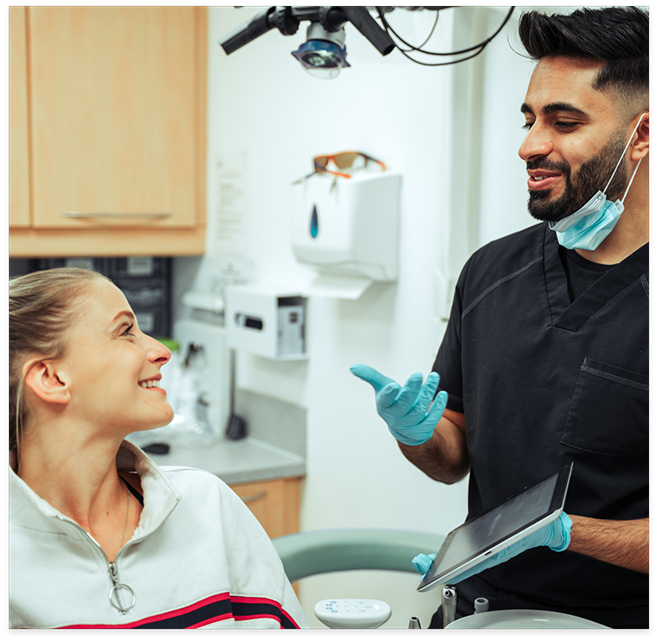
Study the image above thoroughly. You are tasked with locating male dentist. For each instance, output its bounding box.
[353,6,649,629]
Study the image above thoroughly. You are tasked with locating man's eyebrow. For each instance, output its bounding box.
[520,102,587,116]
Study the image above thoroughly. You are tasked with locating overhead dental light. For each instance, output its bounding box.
[291,23,350,80]
[218,6,394,80]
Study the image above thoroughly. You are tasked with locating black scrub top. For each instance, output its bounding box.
[432,222,648,627]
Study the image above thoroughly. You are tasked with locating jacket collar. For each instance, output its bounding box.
[9,441,181,540]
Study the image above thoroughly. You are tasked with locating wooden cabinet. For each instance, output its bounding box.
[9,6,206,257]
[230,477,302,540]
[9,7,30,229]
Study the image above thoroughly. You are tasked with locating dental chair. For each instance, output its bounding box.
[272,528,611,630]
[272,527,444,628]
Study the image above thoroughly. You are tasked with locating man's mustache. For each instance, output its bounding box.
[526,159,571,175]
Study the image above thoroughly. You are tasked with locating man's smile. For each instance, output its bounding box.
[526,169,564,192]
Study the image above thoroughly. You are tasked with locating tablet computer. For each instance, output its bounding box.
[417,462,573,592]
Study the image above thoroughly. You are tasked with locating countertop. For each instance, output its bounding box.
[129,389,307,486]
[140,435,306,486]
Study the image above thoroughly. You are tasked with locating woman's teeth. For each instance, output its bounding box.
[140,380,160,389]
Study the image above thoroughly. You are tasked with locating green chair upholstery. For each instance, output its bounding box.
[272,528,445,583]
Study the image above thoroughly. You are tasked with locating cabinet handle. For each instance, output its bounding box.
[61,211,172,219]
[240,491,267,504]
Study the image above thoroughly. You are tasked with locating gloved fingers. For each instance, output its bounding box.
[380,375,439,426]
[446,512,574,586]
[387,372,424,417]
[424,390,448,426]
[388,422,434,446]
[412,553,436,576]
[448,530,540,585]
[547,512,572,552]
[415,372,441,413]
[511,512,572,553]
[444,562,485,586]
[350,364,395,394]
[389,395,444,435]
[377,381,402,410]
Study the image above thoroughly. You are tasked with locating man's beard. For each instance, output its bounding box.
[527,134,628,223]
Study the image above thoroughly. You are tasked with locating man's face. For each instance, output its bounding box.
[518,56,630,223]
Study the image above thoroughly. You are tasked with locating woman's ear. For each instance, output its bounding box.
[23,359,71,405]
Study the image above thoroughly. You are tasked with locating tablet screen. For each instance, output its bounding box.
[418,463,572,592]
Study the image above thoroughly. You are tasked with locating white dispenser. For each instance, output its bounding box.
[291,171,401,298]
[226,285,307,360]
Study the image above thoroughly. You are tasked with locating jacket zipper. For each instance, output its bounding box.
[70,527,134,615]
[107,560,134,615]
[57,497,178,616]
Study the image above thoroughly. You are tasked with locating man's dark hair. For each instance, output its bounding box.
[519,7,648,110]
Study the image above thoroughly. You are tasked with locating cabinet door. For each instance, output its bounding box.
[28,7,202,229]
[231,478,301,540]
[9,7,30,228]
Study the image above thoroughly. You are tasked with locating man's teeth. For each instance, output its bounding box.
[140,380,160,389]
[532,175,550,181]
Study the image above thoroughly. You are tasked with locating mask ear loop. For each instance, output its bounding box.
[620,157,643,204]
[603,112,647,196]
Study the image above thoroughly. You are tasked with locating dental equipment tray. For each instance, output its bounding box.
[418,462,573,592]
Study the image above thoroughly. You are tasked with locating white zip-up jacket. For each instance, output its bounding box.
[9,441,309,629]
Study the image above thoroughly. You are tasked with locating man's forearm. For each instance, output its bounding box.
[398,415,470,484]
[568,515,648,574]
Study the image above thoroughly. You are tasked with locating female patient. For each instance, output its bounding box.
[9,268,308,629]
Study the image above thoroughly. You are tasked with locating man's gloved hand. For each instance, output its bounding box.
[350,364,448,446]
[412,512,573,583]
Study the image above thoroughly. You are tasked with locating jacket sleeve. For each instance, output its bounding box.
[214,477,311,629]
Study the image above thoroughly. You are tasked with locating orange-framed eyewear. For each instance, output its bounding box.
[313,151,386,178]
[293,151,386,184]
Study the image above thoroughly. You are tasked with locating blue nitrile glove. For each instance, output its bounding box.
[350,364,448,446]
[412,512,573,583]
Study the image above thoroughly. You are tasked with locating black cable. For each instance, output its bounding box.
[379,6,513,56]
[375,6,514,66]
[391,8,440,54]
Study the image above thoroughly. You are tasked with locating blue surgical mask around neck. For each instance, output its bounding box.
[549,113,646,251]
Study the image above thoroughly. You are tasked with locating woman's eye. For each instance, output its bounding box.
[122,324,135,336]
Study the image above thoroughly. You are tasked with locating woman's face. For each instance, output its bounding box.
[59,278,174,435]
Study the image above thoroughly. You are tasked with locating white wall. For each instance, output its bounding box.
[175,5,572,629]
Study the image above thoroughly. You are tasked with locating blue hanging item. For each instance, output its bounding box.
[310,204,319,238]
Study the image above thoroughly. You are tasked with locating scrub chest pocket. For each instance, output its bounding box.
[561,358,649,457]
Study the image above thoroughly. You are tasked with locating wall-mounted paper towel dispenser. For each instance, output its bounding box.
[291,172,401,297]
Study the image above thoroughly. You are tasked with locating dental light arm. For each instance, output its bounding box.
[219,8,283,56]
[219,6,514,77]
[340,7,395,56]
[218,6,394,58]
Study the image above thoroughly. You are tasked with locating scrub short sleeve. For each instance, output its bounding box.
[432,277,465,414]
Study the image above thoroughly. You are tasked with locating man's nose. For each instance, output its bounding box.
[518,125,553,162]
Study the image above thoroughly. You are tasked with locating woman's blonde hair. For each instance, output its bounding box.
[9,268,111,464]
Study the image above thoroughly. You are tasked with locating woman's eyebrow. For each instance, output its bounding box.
[112,311,135,323]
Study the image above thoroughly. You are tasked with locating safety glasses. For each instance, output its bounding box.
[293,151,386,184]
[314,151,386,178]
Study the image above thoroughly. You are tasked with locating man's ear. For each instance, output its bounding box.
[630,112,649,161]
[23,359,71,405]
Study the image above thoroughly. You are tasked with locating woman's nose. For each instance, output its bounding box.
[147,336,171,365]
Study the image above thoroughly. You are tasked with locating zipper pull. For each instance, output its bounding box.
[108,561,136,615]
